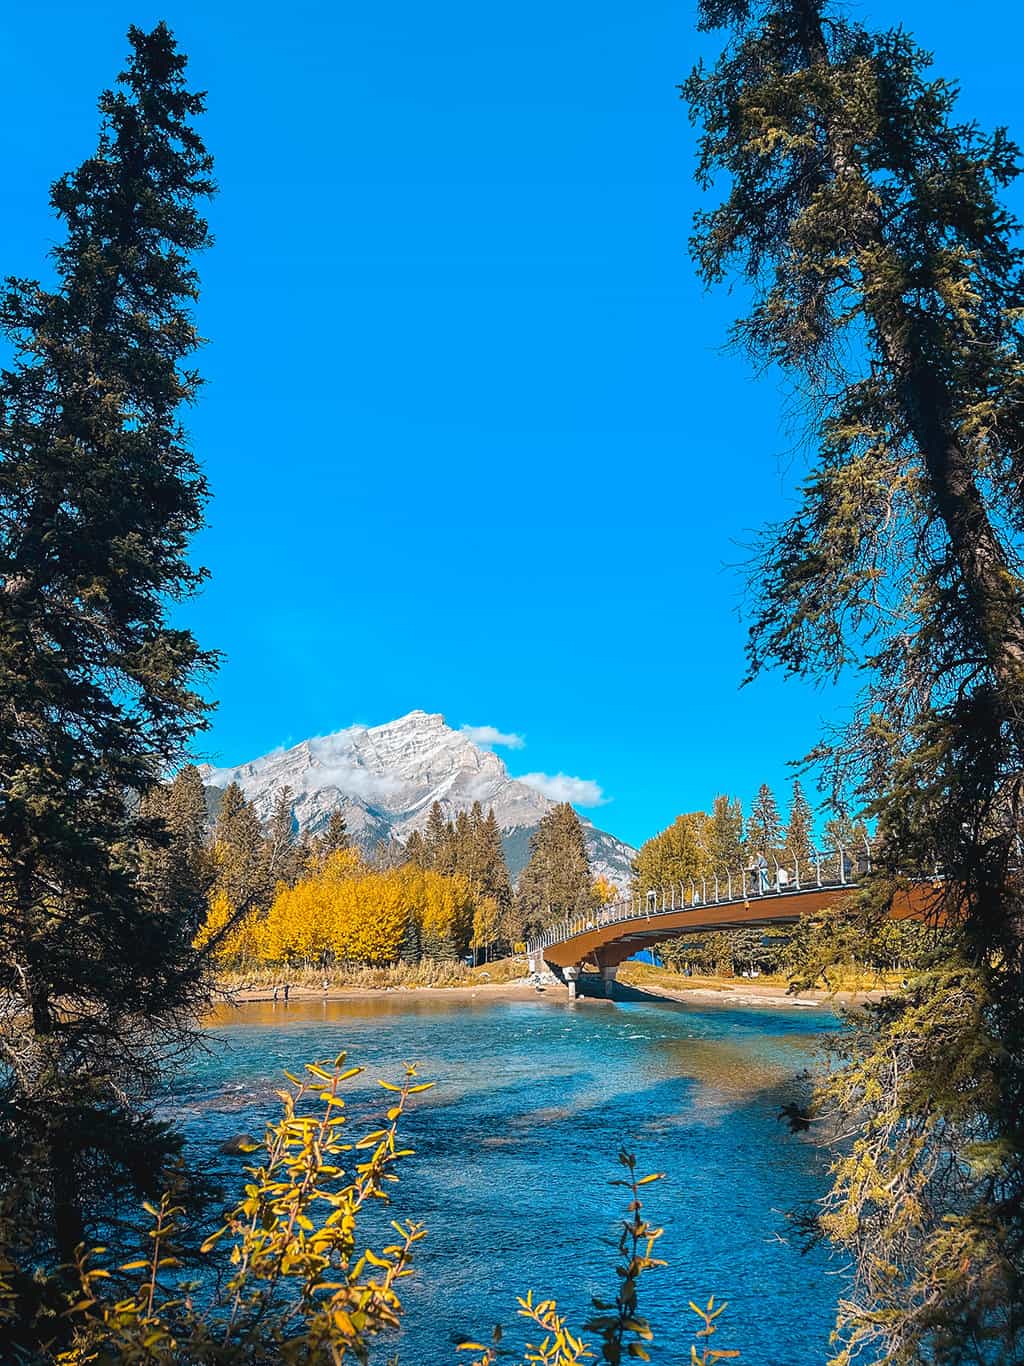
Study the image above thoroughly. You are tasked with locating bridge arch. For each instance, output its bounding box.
[527,847,929,999]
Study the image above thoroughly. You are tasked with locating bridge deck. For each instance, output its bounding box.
[530,878,927,971]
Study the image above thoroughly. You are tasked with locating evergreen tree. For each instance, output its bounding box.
[516,803,593,939]
[745,784,783,861]
[480,808,513,911]
[452,809,474,878]
[423,801,454,873]
[455,802,488,890]
[822,812,869,856]
[498,898,527,956]
[398,909,421,965]
[471,895,501,965]
[316,808,351,861]
[213,782,269,910]
[371,837,404,870]
[420,925,459,963]
[687,1,1024,1354]
[165,765,211,860]
[463,808,513,955]
[266,786,303,888]
[0,23,215,1298]
[784,780,815,867]
[453,805,511,903]
[730,929,771,976]
[705,795,745,874]
[137,767,213,932]
[404,829,427,869]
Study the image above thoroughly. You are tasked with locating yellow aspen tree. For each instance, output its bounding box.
[471,894,500,962]
[592,875,619,906]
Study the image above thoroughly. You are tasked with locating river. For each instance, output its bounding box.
[172,993,844,1364]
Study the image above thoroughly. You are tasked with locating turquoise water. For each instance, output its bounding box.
[172,994,843,1364]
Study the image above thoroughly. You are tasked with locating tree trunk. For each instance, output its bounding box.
[794,0,1024,735]
[26,967,86,1267]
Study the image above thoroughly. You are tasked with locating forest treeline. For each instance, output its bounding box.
[163,773,649,967]
[175,767,891,975]
[629,779,867,896]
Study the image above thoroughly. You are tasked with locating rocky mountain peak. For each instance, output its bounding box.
[198,711,635,887]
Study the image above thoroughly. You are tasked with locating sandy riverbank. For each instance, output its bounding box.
[220,978,546,1006]
[629,979,880,1008]
[217,973,880,1010]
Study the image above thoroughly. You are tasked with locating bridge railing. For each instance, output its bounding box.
[526,841,872,956]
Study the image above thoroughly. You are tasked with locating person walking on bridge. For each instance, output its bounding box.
[750,853,769,894]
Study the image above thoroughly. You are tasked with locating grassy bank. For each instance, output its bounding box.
[216,955,531,996]
[617,959,903,995]
[214,956,903,1003]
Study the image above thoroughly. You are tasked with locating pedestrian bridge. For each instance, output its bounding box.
[526,848,929,998]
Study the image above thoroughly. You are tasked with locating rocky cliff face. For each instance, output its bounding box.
[199,710,635,888]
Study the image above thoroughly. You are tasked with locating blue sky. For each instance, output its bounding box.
[3,1,1020,847]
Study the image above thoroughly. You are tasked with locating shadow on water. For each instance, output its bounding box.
[596,980,675,1004]
[173,994,846,1366]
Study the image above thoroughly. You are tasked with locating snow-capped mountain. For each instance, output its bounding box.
[198,710,635,889]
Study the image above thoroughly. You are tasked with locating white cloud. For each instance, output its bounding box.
[460,723,526,750]
[517,771,609,807]
[308,761,406,804]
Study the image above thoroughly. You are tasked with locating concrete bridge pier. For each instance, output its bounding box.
[545,956,622,1001]
[564,964,580,1000]
[569,961,620,1000]
[599,963,619,999]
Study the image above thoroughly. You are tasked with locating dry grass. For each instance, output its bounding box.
[217,955,530,993]
[617,959,904,994]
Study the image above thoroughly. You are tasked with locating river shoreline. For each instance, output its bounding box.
[215,974,880,1010]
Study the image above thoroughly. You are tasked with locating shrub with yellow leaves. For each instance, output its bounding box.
[50,1053,430,1363]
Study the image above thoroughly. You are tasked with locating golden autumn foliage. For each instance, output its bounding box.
[197,851,477,967]
[592,875,619,906]
[471,895,500,953]
[194,889,263,964]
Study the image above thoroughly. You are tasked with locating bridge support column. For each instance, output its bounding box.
[600,964,619,999]
[564,964,580,1001]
